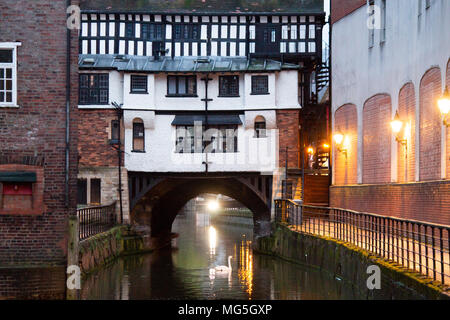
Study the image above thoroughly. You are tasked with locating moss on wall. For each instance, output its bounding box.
[79,226,151,276]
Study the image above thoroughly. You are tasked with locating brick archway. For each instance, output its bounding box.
[419,67,442,181]
[334,104,358,185]
[397,82,416,183]
[362,94,392,184]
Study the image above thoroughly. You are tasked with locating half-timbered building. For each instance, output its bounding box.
[77,0,327,222]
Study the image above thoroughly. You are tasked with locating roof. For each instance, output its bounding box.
[78,54,300,73]
[79,0,324,14]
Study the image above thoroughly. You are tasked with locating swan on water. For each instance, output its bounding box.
[215,256,233,273]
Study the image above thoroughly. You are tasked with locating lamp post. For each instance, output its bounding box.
[438,86,450,127]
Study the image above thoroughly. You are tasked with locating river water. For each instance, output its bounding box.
[80,209,365,300]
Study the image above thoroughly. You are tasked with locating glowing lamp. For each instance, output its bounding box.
[323,143,330,149]
[390,111,403,134]
[208,200,220,212]
[438,86,450,127]
[307,147,314,154]
[333,133,344,145]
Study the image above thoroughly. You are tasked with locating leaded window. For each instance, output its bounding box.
[79,74,109,105]
[167,75,197,96]
[251,76,269,95]
[131,75,148,93]
[219,76,239,97]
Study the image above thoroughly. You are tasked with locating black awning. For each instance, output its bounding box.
[171,114,242,126]
[0,172,37,183]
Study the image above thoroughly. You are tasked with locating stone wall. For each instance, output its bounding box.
[79,226,150,274]
[78,167,130,223]
[256,224,449,300]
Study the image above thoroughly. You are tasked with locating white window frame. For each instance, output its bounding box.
[0,42,21,108]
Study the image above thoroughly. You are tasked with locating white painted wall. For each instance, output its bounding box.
[79,70,300,111]
[124,114,279,173]
[331,0,450,184]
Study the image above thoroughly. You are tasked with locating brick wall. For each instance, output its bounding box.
[419,67,442,181]
[78,109,123,167]
[330,181,450,226]
[277,110,300,168]
[334,104,358,185]
[397,83,416,183]
[331,0,366,24]
[363,94,391,184]
[446,60,450,179]
[0,0,79,266]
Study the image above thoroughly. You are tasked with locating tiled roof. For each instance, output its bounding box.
[79,0,324,14]
[79,54,300,72]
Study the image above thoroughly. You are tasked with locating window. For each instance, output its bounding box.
[130,75,148,94]
[90,179,101,205]
[254,116,267,138]
[125,23,135,38]
[0,44,19,107]
[79,74,109,105]
[77,179,87,205]
[141,23,163,40]
[167,75,197,96]
[174,24,200,40]
[176,125,238,154]
[110,120,120,144]
[251,76,269,95]
[263,27,277,43]
[380,0,386,43]
[133,119,145,152]
[219,76,239,97]
[367,0,375,47]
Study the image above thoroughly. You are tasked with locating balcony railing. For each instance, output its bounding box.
[275,199,450,286]
[77,202,117,241]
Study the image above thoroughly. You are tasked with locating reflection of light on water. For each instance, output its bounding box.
[209,226,217,255]
[237,238,253,298]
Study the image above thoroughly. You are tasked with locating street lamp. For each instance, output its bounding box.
[438,86,450,127]
[333,132,347,156]
[390,111,407,146]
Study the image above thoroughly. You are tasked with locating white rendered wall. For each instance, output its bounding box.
[124,114,279,173]
[331,0,450,184]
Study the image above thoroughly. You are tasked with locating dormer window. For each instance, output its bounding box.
[0,43,20,107]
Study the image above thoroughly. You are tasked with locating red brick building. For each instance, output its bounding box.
[331,0,450,225]
[0,0,79,267]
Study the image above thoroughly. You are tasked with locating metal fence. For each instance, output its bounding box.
[77,202,117,241]
[275,199,450,286]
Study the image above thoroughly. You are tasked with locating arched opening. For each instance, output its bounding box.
[132,118,145,152]
[254,116,267,138]
[130,177,272,244]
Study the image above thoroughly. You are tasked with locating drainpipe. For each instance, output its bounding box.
[65,0,71,209]
[112,102,124,224]
[201,70,212,173]
[328,2,333,204]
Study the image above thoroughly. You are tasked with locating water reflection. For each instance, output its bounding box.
[81,208,366,300]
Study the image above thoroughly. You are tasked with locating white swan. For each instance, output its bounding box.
[215,256,232,273]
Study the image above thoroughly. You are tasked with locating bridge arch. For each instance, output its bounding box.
[129,174,273,243]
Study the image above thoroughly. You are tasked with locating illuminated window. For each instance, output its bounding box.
[132,119,145,152]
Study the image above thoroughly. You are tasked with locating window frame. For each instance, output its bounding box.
[110,119,120,144]
[219,75,240,97]
[251,75,270,95]
[130,75,148,94]
[132,121,145,153]
[79,73,109,105]
[167,75,197,97]
[0,42,20,108]
[254,118,267,138]
[175,125,239,154]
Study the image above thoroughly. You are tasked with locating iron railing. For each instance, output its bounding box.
[275,199,450,286]
[77,202,117,241]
